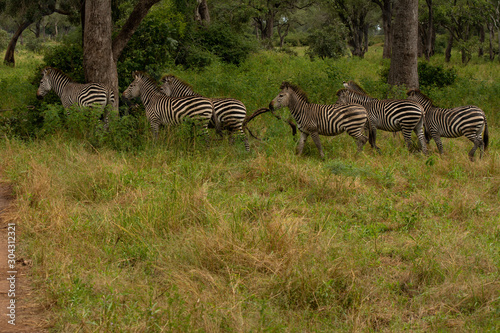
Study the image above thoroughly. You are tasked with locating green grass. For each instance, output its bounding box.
[0,46,499,332]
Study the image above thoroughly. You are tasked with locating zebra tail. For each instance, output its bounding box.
[483,120,489,150]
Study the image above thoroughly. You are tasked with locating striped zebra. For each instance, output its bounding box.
[336,88,428,154]
[122,71,219,142]
[160,75,249,151]
[269,82,369,159]
[36,67,114,109]
[407,89,489,160]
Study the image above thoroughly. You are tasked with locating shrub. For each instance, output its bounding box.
[379,61,457,88]
[0,29,9,50]
[175,23,255,69]
[417,61,457,88]
[306,25,348,60]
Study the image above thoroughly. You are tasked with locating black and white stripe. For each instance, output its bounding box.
[336,88,428,154]
[407,89,489,160]
[160,74,249,151]
[36,67,114,109]
[122,71,216,141]
[269,82,368,159]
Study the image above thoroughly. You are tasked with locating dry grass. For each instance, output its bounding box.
[0,49,499,332]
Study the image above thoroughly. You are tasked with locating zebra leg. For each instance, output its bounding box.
[413,117,428,154]
[347,128,368,152]
[432,134,444,155]
[238,127,250,152]
[310,132,324,159]
[296,131,309,156]
[356,134,369,152]
[465,133,481,161]
[150,123,160,141]
[369,126,381,153]
[401,129,414,152]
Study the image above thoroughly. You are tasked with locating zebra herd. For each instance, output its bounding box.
[36,67,489,161]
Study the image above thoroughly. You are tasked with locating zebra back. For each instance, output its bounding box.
[37,67,114,109]
[407,89,488,151]
[159,74,247,147]
[271,82,368,137]
[123,71,215,133]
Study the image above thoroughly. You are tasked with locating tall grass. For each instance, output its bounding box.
[0,47,499,332]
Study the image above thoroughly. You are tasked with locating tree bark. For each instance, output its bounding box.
[425,0,434,60]
[372,0,392,59]
[444,29,453,62]
[3,20,33,66]
[478,24,485,57]
[195,0,210,25]
[83,0,118,110]
[388,0,419,90]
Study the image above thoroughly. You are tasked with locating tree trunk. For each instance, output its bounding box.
[479,24,485,57]
[425,0,434,60]
[488,23,495,60]
[195,0,210,25]
[388,0,419,90]
[372,0,393,58]
[3,20,33,66]
[83,0,118,110]
[445,30,453,62]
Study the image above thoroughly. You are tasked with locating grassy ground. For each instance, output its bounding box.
[0,47,499,332]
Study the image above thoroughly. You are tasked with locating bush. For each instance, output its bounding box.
[306,25,348,60]
[379,61,457,88]
[175,23,255,69]
[0,29,9,50]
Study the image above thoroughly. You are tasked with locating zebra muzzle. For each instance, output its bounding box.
[269,101,275,110]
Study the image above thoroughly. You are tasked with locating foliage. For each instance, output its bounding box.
[306,24,349,60]
[117,2,185,87]
[417,61,457,88]
[379,60,457,88]
[175,23,256,69]
[0,28,9,50]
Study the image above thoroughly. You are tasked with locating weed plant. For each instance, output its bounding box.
[0,47,498,332]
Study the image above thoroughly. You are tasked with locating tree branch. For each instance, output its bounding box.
[111,0,161,62]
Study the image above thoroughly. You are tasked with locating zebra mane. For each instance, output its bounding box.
[407,89,434,106]
[42,67,73,82]
[280,82,309,103]
[160,74,193,89]
[133,71,161,90]
[343,80,368,94]
[336,88,360,97]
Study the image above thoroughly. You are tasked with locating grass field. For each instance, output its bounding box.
[0,46,499,332]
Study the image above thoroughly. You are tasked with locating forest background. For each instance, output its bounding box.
[0,0,499,331]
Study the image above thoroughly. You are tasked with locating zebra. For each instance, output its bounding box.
[407,89,489,160]
[343,80,368,94]
[160,74,249,151]
[336,88,428,154]
[269,82,369,159]
[36,67,114,109]
[122,71,220,142]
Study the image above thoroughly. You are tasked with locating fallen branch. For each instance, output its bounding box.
[242,107,297,140]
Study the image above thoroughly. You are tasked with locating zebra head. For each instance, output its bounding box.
[122,71,143,99]
[159,75,175,96]
[36,67,53,99]
[269,82,307,110]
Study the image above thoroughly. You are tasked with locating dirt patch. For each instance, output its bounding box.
[0,183,48,332]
